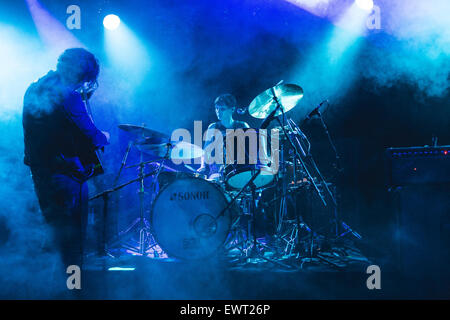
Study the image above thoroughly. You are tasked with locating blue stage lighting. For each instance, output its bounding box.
[108,267,136,271]
[355,0,373,11]
[103,14,121,30]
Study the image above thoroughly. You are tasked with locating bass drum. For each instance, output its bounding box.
[150,173,232,260]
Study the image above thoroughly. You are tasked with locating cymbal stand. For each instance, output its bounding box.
[89,170,159,257]
[113,140,133,187]
[214,170,293,269]
[123,145,171,256]
[264,101,344,270]
[276,132,288,234]
[104,136,172,257]
[260,89,324,246]
[272,121,304,257]
[284,114,360,270]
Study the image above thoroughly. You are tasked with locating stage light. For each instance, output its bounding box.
[103,14,121,30]
[108,267,136,271]
[355,0,373,11]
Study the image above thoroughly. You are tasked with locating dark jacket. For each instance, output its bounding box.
[22,71,107,181]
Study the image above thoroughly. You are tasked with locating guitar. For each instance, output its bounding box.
[79,88,105,179]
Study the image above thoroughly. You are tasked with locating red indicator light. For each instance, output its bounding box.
[413,168,417,171]
[445,150,448,155]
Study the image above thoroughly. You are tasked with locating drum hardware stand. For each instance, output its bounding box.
[92,137,173,258]
[263,93,325,256]
[276,219,309,256]
[281,107,360,270]
[120,145,171,256]
[285,118,340,268]
[113,123,152,188]
[245,180,293,269]
[113,140,134,187]
[264,105,343,270]
[224,216,248,259]
[89,170,159,258]
[241,83,351,269]
[242,85,323,267]
[276,127,285,233]
[213,169,293,269]
[221,86,309,269]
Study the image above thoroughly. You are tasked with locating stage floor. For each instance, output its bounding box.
[79,242,450,300]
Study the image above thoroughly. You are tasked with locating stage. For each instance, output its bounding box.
[0,0,449,302]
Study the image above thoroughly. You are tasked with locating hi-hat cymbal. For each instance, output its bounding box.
[135,142,169,157]
[170,141,204,160]
[137,141,204,160]
[118,124,169,144]
[248,84,304,119]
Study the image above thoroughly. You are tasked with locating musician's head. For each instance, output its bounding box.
[56,48,100,88]
[214,93,236,121]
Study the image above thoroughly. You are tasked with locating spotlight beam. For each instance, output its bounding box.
[25,0,82,52]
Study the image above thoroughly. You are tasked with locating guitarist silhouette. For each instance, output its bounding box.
[23,48,110,284]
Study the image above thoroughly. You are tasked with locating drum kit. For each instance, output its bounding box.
[90,82,360,268]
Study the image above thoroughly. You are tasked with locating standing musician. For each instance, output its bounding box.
[22,48,110,273]
[198,93,249,180]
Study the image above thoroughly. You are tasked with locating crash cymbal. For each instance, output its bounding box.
[248,84,304,119]
[118,124,169,144]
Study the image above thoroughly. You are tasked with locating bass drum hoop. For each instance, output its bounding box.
[150,173,232,260]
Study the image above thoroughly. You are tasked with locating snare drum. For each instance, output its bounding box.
[222,128,276,190]
[224,163,275,190]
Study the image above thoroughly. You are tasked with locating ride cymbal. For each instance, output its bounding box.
[248,84,304,119]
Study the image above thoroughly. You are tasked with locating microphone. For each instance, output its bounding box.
[306,99,328,120]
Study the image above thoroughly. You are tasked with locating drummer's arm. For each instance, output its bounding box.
[198,124,215,172]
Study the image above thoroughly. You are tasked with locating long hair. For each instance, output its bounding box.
[56,48,100,85]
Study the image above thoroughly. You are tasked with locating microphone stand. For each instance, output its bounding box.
[316,108,342,176]
[304,104,361,241]
[272,102,343,269]
[315,108,340,237]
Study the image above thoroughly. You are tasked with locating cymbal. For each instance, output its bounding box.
[248,84,304,119]
[135,142,169,157]
[137,141,204,160]
[118,124,169,144]
[170,141,204,160]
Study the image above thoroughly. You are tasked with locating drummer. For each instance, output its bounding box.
[198,94,249,180]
